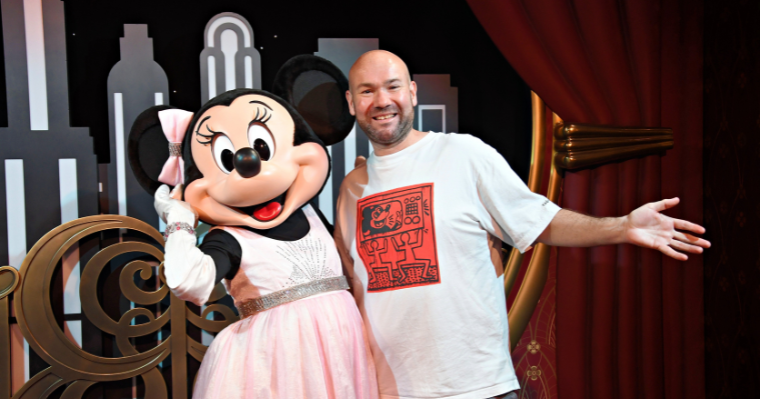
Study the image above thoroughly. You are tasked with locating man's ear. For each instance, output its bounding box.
[346,90,356,116]
[410,81,418,107]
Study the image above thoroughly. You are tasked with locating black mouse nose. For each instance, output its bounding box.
[233,147,261,178]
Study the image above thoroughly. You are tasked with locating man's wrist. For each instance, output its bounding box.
[615,215,631,245]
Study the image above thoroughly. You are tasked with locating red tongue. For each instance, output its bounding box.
[252,202,282,221]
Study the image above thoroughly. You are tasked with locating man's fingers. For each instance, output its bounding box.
[673,218,706,235]
[650,197,680,212]
[670,239,704,254]
[673,231,711,248]
[658,244,688,261]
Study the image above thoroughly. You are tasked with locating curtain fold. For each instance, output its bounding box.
[466,1,704,398]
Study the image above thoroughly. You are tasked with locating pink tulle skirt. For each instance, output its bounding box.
[192,290,378,399]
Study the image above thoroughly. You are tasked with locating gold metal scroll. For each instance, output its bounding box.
[12,215,170,399]
[2,213,240,399]
[0,266,20,399]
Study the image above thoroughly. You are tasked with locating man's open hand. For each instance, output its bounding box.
[624,197,710,261]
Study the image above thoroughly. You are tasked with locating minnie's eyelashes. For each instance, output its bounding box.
[195,105,273,147]
[197,135,213,145]
[196,116,215,145]
[252,106,273,125]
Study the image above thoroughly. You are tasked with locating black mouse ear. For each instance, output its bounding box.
[271,55,354,146]
[128,105,175,195]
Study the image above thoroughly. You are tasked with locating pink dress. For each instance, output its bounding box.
[192,205,378,399]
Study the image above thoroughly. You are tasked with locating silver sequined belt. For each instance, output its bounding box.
[237,276,350,319]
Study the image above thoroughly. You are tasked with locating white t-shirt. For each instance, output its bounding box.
[335,132,561,399]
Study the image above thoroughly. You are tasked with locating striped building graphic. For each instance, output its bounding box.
[413,74,458,134]
[0,0,98,390]
[200,12,262,102]
[107,24,170,231]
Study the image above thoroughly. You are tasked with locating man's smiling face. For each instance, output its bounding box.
[347,51,418,147]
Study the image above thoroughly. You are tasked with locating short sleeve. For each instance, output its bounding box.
[469,137,561,253]
[199,229,242,282]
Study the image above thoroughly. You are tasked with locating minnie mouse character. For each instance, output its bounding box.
[129,55,378,398]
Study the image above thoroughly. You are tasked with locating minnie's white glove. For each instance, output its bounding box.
[155,184,215,306]
[154,184,197,226]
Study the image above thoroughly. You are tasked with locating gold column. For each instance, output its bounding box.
[170,292,188,399]
[504,92,546,298]
[507,112,563,350]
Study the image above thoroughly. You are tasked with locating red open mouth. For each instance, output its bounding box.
[252,201,282,221]
[239,192,286,222]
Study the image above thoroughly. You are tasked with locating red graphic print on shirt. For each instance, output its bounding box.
[356,183,440,292]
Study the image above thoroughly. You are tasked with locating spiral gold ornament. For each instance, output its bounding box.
[12,215,169,399]
[3,214,243,399]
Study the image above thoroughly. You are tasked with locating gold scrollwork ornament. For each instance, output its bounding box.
[12,216,169,399]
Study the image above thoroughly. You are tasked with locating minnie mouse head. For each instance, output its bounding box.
[128,55,353,229]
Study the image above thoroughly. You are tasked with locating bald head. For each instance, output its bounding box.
[345,50,419,153]
[348,50,411,91]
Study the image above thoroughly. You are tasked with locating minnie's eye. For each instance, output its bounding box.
[248,124,275,161]
[212,134,235,174]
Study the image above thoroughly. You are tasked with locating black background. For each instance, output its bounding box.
[55,0,533,179]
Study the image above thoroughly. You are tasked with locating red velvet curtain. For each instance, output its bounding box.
[466,1,704,398]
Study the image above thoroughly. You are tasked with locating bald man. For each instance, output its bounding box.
[334,50,709,399]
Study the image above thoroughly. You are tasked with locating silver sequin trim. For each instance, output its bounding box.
[237,276,349,319]
[163,221,194,240]
[168,142,182,157]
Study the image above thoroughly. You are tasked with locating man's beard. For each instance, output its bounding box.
[358,108,415,146]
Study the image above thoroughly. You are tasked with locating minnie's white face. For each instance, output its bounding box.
[183,94,329,229]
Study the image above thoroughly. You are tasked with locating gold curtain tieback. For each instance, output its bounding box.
[237,276,350,319]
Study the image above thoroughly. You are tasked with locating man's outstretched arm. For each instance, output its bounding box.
[536,197,711,261]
